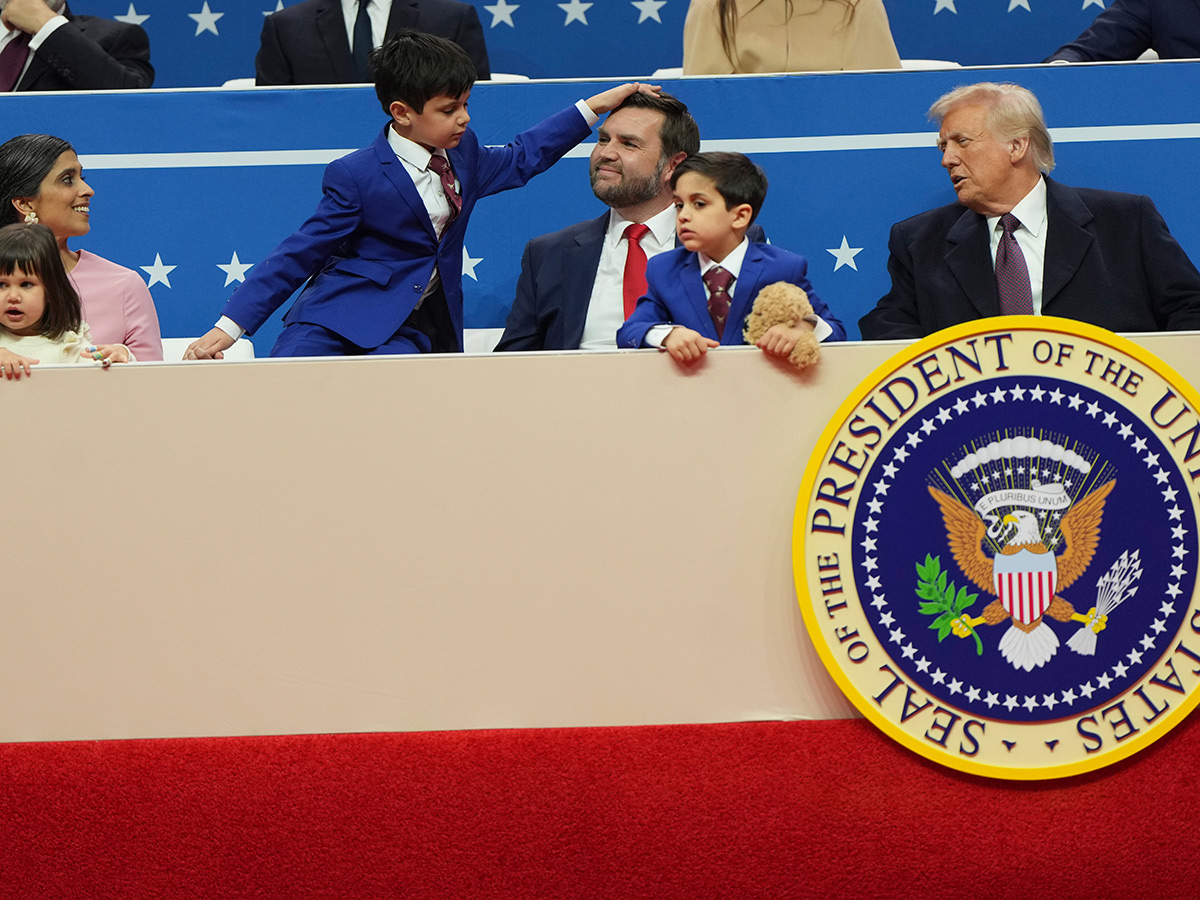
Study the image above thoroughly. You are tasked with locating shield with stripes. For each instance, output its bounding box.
[992,548,1058,624]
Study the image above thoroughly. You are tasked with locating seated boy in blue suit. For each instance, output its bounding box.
[616,152,846,365]
[185,32,649,359]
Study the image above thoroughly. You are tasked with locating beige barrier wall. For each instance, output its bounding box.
[4,338,1197,743]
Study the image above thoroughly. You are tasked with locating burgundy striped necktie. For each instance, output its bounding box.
[0,31,32,93]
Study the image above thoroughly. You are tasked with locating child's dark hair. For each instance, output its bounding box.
[0,223,81,339]
[670,151,768,224]
[369,30,475,116]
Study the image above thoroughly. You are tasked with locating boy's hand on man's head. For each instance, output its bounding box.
[756,321,814,360]
[663,326,718,366]
[584,82,662,117]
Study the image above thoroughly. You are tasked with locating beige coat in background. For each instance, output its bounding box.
[682,0,901,74]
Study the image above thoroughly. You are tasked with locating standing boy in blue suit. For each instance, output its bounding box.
[616,152,846,365]
[185,32,649,359]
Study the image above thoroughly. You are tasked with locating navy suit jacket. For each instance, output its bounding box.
[859,178,1200,340]
[616,241,847,349]
[16,10,153,91]
[1046,0,1200,62]
[221,106,590,351]
[256,0,490,84]
[495,214,766,351]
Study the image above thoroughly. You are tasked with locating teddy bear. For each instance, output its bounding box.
[742,281,821,370]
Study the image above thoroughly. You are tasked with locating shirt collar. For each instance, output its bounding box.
[699,237,750,281]
[386,125,447,172]
[987,175,1048,238]
[605,203,677,248]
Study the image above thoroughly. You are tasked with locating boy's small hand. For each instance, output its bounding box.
[757,321,814,360]
[184,327,236,361]
[585,82,663,117]
[663,326,718,365]
[0,347,38,380]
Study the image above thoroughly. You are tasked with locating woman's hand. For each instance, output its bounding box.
[0,347,38,380]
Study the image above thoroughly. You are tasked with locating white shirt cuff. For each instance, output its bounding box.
[576,99,600,127]
[29,15,68,51]
[644,324,674,349]
[215,316,246,341]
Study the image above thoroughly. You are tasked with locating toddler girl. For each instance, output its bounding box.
[0,223,133,379]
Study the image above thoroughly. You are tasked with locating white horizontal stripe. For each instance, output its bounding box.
[78,123,1200,169]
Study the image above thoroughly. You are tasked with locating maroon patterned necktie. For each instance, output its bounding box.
[702,265,735,339]
[995,213,1034,316]
[622,223,650,320]
[427,154,462,224]
[0,31,32,93]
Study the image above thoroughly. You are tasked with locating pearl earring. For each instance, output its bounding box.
[23,211,38,225]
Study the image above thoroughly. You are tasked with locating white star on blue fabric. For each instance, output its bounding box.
[114,3,149,26]
[1083,0,1105,9]
[826,235,863,271]
[263,1,284,15]
[485,0,519,28]
[218,251,253,287]
[462,246,483,281]
[631,0,667,24]
[141,254,177,289]
[933,0,957,13]
[558,0,592,25]
[1008,0,1031,11]
[189,2,224,36]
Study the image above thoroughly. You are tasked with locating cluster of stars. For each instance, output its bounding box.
[934,0,1105,13]
[858,380,1192,715]
[139,247,485,290]
[481,0,669,28]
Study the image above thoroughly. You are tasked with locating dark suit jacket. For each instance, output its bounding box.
[16,8,153,91]
[495,213,766,351]
[616,242,847,349]
[256,0,490,84]
[1046,0,1200,62]
[221,107,589,351]
[859,178,1200,340]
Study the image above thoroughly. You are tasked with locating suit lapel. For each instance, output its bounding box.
[682,253,718,339]
[1042,178,1094,311]
[373,126,437,240]
[725,245,764,344]
[386,0,420,36]
[945,208,1001,319]
[316,0,355,82]
[563,215,607,348]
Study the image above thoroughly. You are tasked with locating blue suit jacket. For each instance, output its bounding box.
[221,106,590,351]
[859,178,1200,340]
[1046,0,1200,62]
[495,215,766,351]
[256,0,490,84]
[615,241,847,349]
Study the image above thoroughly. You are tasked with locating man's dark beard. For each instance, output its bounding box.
[590,157,667,208]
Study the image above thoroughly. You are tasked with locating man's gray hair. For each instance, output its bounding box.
[928,82,1055,174]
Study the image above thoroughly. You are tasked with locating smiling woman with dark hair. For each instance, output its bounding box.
[682,0,901,74]
[0,133,162,360]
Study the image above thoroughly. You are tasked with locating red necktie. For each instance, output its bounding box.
[995,213,1034,316]
[427,155,462,224]
[622,223,650,319]
[703,265,735,339]
[0,31,31,93]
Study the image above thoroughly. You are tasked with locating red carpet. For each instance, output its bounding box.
[2,716,1197,898]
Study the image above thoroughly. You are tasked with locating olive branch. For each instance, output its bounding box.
[916,554,983,656]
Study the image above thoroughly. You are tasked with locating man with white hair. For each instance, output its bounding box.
[0,0,153,92]
[859,81,1200,339]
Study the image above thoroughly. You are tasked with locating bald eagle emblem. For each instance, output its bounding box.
[928,479,1115,671]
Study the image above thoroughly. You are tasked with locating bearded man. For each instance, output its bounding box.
[496,91,743,351]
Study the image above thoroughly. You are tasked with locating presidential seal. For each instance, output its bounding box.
[795,317,1200,779]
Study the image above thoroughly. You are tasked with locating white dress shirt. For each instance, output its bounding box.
[579,204,678,351]
[341,0,391,55]
[986,176,1049,315]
